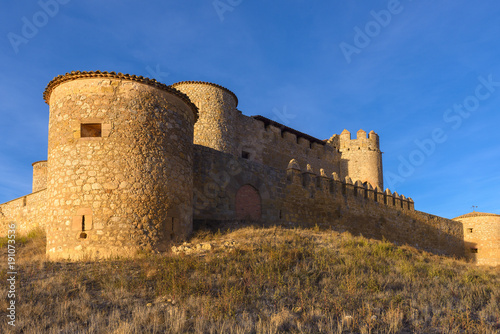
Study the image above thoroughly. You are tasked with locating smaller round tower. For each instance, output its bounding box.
[171,81,239,156]
[453,212,500,266]
[338,129,383,190]
[32,160,47,193]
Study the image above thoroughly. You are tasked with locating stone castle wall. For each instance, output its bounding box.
[193,146,465,258]
[0,190,47,236]
[171,81,382,190]
[454,213,500,266]
[334,129,383,190]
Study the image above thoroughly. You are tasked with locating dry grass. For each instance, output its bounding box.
[0,225,499,333]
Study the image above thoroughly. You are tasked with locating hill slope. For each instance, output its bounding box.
[1,226,499,333]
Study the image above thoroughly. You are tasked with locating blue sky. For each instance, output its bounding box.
[0,0,499,219]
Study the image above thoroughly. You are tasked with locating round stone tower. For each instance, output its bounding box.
[43,71,198,260]
[453,212,500,266]
[171,81,239,156]
[32,160,48,192]
[338,129,383,190]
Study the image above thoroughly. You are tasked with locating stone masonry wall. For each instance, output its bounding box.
[193,147,465,258]
[281,169,463,257]
[0,190,47,236]
[235,115,383,190]
[193,144,283,224]
[235,115,341,177]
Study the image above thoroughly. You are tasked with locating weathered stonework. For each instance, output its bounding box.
[0,190,47,236]
[42,71,196,260]
[0,70,496,264]
[172,81,239,157]
[32,160,48,193]
[192,145,464,258]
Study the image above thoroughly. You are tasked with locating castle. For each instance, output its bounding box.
[0,71,498,265]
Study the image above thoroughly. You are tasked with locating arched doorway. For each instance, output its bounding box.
[235,184,261,220]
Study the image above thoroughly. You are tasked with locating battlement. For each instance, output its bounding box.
[286,159,413,211]
[32,160,47,193]
[328,129,380,151]
[250,115,334,161]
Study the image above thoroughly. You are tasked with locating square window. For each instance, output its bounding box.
[81,123,102,138]
[242,151,250,159]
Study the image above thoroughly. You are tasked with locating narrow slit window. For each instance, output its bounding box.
[80,216,87,239]
[81,123,102,138]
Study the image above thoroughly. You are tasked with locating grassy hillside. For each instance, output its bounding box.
[0,225,499,333]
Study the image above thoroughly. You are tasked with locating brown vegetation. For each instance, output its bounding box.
[1,225,499,333]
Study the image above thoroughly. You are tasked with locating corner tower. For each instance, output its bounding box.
[338,129,383,190]
[43,71,198,260]
[171,81,239,156]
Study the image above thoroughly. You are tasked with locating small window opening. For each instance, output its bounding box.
[242,151,250,159]
[81,123,102,138]
[23,196,27,207]
[79,216,87,239]
[279,210,282,219]
[470,248,478,253]
[467,228,473,233]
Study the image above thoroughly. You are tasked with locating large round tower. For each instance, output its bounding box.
[171,81,239,156]
[43,71,198,260]
[338,129,383,190]
[453,212,500,266]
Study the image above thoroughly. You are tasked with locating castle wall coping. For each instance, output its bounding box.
[31,160,47,166]
[43,71,199,121]
[453,212,500,220]
[171,80,239,107]
[251,115,327,146]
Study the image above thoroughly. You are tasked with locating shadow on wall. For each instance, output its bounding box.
[191,145,465,259]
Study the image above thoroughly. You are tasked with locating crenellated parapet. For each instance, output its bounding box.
[286,159,413,211]
[328,129,380,151]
